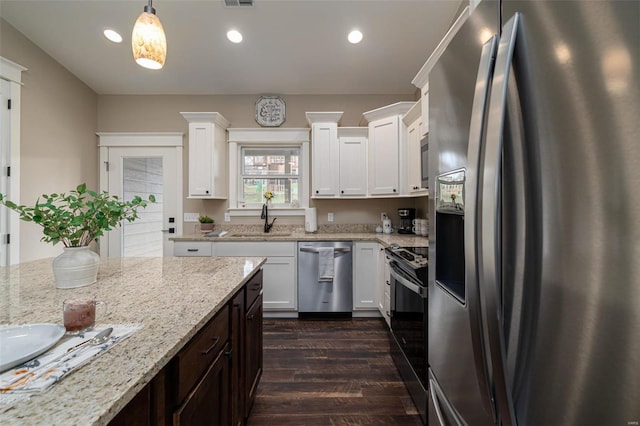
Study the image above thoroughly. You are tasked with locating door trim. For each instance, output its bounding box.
[0,57,27,265]
[97,132,184,257]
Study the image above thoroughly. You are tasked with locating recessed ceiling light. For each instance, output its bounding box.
[348,30,363,44]
[227,30,243,43]
[103,29,123,43]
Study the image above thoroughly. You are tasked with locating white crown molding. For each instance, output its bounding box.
[402,101,421,125]
[305,112,344,125]
[180,112,230,128]
[361,102,414,124]
[412,6,470,89]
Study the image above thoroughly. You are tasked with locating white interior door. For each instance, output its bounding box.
[103,145,181,257]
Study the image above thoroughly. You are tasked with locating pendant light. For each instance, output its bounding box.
[131,0,167,70]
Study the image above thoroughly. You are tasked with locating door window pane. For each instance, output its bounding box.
[122,157,163,257]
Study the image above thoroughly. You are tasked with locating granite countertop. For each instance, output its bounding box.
[171,230,429,247]
[0,256,266,425]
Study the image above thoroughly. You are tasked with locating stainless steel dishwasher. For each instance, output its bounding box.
[298,241,353,316]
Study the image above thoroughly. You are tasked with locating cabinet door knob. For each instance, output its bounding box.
[393,189,396,192]
[315,190,319,194]
[341,190,344,194]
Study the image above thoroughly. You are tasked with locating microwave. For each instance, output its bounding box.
[420,136,429,189]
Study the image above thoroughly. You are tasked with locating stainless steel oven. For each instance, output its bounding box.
[386,246,428,424]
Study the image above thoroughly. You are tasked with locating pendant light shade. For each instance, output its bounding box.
[132,2,167,70]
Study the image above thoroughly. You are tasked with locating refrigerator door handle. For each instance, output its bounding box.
[464,34,499,422]
[480,12,521,426]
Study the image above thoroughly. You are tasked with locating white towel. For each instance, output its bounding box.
[318,247,335,282]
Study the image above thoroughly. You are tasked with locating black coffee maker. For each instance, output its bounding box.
[397,208,416,234]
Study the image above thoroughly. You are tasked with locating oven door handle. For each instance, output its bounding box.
[390,267,427,298]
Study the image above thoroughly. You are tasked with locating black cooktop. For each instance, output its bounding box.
[401,246,428,259]
[385,246,428,285]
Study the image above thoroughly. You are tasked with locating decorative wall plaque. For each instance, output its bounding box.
[255,96,286,127]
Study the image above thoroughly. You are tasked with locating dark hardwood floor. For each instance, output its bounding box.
[247,318,423,425]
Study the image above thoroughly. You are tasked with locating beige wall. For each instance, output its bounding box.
[98,94,425,229]
[1,17,425,262]
[0,19,98,262]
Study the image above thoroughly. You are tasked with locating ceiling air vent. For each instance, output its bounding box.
[224,0,253,7]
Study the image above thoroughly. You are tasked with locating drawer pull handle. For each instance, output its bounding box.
[224,349,232,357]
[247,315,254,321]
[187,249,199,252]
[201,337,220,355]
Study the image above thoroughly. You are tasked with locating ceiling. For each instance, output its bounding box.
[0,0,463,96]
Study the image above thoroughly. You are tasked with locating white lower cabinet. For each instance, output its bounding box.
[214,242,297,312]
[174,241,296,312]
[260,257,297,310]
[377,244,391,327]
[175,239,386,317]
[173,241,213,257]
[353,242,379,310]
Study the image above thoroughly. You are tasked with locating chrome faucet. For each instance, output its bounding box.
[261,204,277,233]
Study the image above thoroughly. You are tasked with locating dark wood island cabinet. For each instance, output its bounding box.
[111,269,264,426]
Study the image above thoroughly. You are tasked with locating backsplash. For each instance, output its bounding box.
[189,222,428,235]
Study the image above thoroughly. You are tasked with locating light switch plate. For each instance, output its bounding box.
[224,213,231,222]
[184,213,200,222]
[328,212,334,222]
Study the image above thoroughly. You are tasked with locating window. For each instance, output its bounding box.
[227,128,310,216]
[240,147,299,207]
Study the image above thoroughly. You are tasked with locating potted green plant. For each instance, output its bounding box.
[198,215,215,232]
[0,183,154,288]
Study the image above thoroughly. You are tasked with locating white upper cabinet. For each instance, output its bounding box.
[412,7,469,138]
[362,102,413,196]
[181,112,230,199]
[402,101,427,195]
[307,113,368,198]
[338,128,368,196]
[307,112,342,197]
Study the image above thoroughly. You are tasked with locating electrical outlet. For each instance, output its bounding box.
[224,213,231,222]
[328,212,334,222]
[184,213,200,222]
[381,212,387,221]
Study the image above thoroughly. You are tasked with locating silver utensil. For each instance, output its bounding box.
[66,327,113,353]
[2,327,113,388]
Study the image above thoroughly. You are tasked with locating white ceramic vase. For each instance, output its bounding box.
[52,246,100,289]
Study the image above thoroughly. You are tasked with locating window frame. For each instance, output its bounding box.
[239,146,301,208]
[227,128,310,217]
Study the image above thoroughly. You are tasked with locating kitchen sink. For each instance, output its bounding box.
[228,232,292,238]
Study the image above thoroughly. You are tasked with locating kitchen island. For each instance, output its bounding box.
[0,256,266,425]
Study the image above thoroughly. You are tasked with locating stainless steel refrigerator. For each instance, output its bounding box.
[428,0,640,425]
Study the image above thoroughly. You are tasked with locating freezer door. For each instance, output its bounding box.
[428,0,499,424]
[483,1,640,425]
